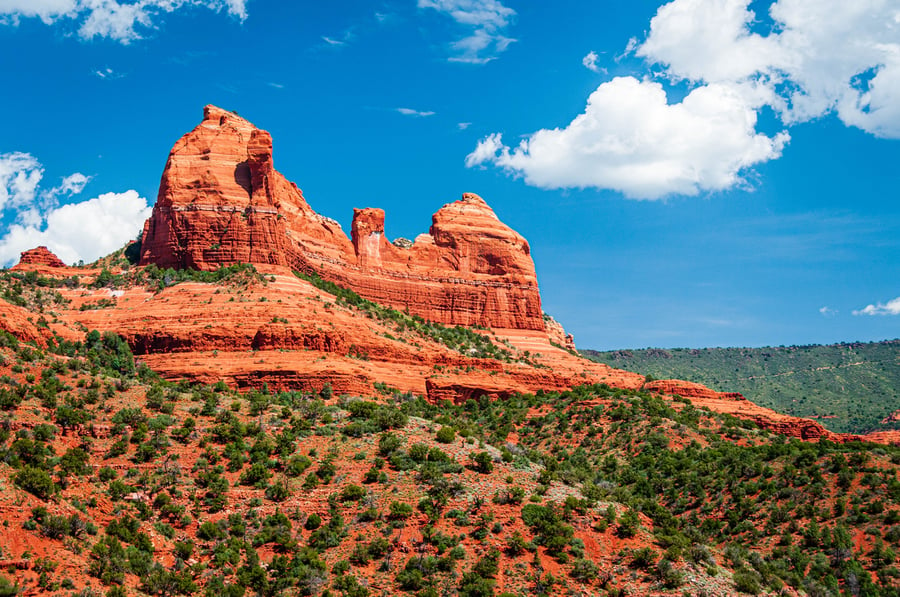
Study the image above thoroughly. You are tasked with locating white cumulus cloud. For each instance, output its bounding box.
[418,0,515,64]
[468,0,900,198]
[466,77,789,199]
[0,190,151,266]
[638,0,900,138]
[0,0,77,23]
[0,152,147,266]
[853,297,900,316]
[1,152,92,225]
[0,0,247,44]
[0,152,43,211]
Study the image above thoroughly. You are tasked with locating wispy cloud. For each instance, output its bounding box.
[93,67,124,80]
[418,0,516,64]
[169,50,217,66]
[819,306,838,318]
[374,11,395,24]
[853,297,900,316]
[0,0,247,45]
[267,82,284,89]
[582,50,606,74]
[397,107,436,118]
[457,122,472,130]
[321,24,357,49]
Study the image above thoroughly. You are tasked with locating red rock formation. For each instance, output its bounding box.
[544,314,576,351]
[139,105,544,331]
[13,246,66,269]
[60,271,632,400]
[8,257,898,447]
[426,378,516,405]
[0,302,48,347]
[645,379,900,445]
[644,379,745,402]
[882,409,900,424]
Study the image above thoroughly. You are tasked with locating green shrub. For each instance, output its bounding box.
[631,547,657,569]
[378,432,402,456]
[389,501,414,520]
[471,451,493,474]
[305,513,322,531]
[436,426,456,443]
[14,466,56,499]
[733,568,761,594]
[570,557,599,580]
[340,484,366,502]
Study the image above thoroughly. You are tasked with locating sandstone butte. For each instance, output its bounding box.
[139,105,555,337]
[8,104,900,447]
[15,246,67,269]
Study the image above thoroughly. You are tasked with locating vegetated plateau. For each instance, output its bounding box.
[584,342,900,435]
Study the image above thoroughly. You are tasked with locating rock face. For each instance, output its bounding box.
[61,271,640,401]
[14,246,66,269]
[544,314,576,351]
[644,378,900,444]
[140,106,544,331]
[644,379,746,402]
[0,302,48,347]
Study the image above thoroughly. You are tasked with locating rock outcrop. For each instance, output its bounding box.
[140,105,544,331]
[62,270,639,400]
[426,378,516,405]
[544,314,576,351]
[644,379,746,402]
[645,378,900,445]
[0,302,48,347]
[882,409,900,424]
[13,246,66,269]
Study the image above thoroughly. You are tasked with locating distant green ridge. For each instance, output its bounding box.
[583,340,900,435]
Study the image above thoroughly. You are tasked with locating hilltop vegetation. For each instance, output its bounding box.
[2,252,900,595]
[583,341,900,434]
[1,325,900,595]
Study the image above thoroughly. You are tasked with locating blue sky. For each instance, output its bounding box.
[1,0,899,350]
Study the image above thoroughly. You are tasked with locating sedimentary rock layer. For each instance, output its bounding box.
[140,106,544,331]
[14,246,67,269]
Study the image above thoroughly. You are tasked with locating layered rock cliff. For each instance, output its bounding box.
[140,105,544,331]
[0,302,49,347]
[13,246,67,269]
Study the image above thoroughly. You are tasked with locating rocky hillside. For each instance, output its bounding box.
[1,105,899,596]
[584,341,900,435]
[5,250,896,447]
[1,325,900,596]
